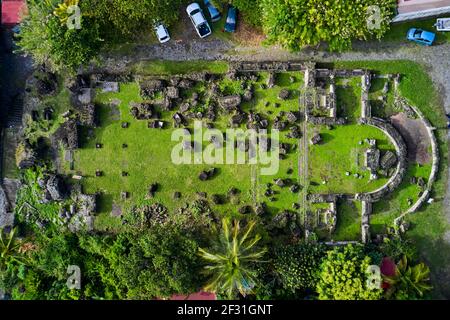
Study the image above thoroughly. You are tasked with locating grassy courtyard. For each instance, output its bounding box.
[65,70,307,230]
[308,124,395,194]
[69,83,255,230]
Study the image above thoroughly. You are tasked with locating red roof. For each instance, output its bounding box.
[170,291,217,300]
[1,0,26,25]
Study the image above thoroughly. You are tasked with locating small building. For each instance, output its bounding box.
[1,0,26,26]
[394,0,450,22]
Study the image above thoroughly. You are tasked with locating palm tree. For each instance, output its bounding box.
[0,228,28,272]
[383,255,432,299]
[199,218,267,299]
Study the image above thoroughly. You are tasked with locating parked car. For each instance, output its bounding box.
[406,28,436,46]
[204,0,221,22]
[186,2,212,38]
[435,18,450,31]
[154,23,170,43]
[224,5,237,33]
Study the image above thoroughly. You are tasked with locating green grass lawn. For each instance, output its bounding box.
[333,200,362,242]
[66,70,307,229]
[383,17,450,44]
[131,60,229,76]
[249,72,304,214]
[2,129,20,179]
[69,83,254,230]
[335,77,362,121]
[371,164,432,234]
[369,77,397,118]
[308,124,394,194]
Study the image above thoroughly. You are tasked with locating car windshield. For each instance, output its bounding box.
[198,23,210,36]
[190,9,201,15]
[160,36,168,41]
[414,30,422,38]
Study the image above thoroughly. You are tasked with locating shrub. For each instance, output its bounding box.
[273,242,325,294]
[260,0,397,51]
[232,0,263,27]
[316,244,383,300]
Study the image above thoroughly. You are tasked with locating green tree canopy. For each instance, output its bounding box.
[316,244,383,300]
[260,0,397,51]
[199,219,267,299]
[17,0,102,72]
[17,0,187,72]
[273,242,325,294]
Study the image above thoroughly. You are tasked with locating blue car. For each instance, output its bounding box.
[224,6,237,33]
[407,28,436,46]
[204,0,221,22]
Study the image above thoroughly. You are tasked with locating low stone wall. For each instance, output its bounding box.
[361,200,372,244]
[307,116,346,126]
[0,184,13,228]
[307,193,341,203]
[356,117,408,202]
[361,72,372,119]
[393,6,450,23]
[231,61,307,72]
[314,69,367,78]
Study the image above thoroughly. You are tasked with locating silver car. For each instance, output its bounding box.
[186,2,212,38]
[155,24,170,43]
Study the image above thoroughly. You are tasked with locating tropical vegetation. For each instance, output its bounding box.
[199,219,267,299]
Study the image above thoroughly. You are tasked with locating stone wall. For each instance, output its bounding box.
[361,200,372,244]
[356,117,408,202]
[314,69,367,78]
[307,193,340,203]
[361,72,372,119]
[0,184,13,228]
[231,61,307,72]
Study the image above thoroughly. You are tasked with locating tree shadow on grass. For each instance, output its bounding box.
[96,192,113,215]
[410,233,450,299]
[319,132,335,144]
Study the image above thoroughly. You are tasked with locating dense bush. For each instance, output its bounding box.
[316,244,383,300]
[273,242,325,294]
[260,0,397,51]
[17,0,102,72]
[6,226,204,300]
[380,235,417,262]
[232,0,263,27]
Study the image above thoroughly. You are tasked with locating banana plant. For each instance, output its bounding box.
[383,255,433,299]
[0,228,29,272]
